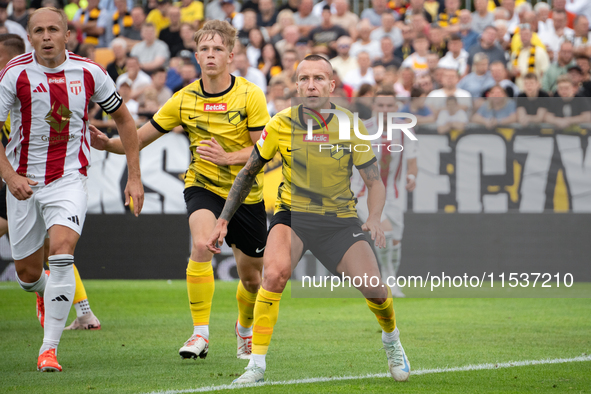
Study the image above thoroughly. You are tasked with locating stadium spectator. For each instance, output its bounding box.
[276,48,298,89]
[246,28,265,67]
[116,56,152,100]
[374,36,402,69]
[350,20,382,60]
[352,83,375,119]
[458,53,495,98]
[566,65,587,97]
[400,87,435,124]
[572,15,591,58]
[266,77,288,116]
[394,67,416,97]
[269,9,295,43]
[237,9,257,47]
[401,34,429,76]
[105,0,133,47]
[542,41,575,94]
[400,0,433,24]
[394,25,416,61]
[176,23,198,58]
[545,75,591,128]
[106,38,129,84]
[370,12,403,48]
[458,10,479,52]
[130,23,170,74]
[172,62,198,93]
[510,11,546,55]
[576,54,591,83]
[535,2,553,36]
[502,0,519,33]
[206,0,241,21]
[551,10,575,42]
[121,6,145,49]
[258,42,283,83]
[438,0,461,33]
[410,12,430,36]
[7,0,28,29]
[427,53,440,73]
[516,73,549,125]
[294,0,320,37]
[427,67,472,111]
[308,5,348,59]
[549,0,576,29]
[277,0,298,13]
[424,0,440,21]
[146,0,171,36]
[484,61,519,97]
[471,0,493,34]
[494,19,511,52]
[275,24,300,56]
[331,0,359,36]
[220,0,239,26]
[330,35,358,80]
[361,0,394,27]
[468,25,506,68]
[142,67,173,107]
[472,85,517,128]
[344,51,375,92]
[72,0,110,47]
[232,52,268,93]
[0,2,30,51]
[428,24,447,58]
[179,0,204,26]
[510,23,549,90]
[257,0,278,28]
[565,0,591,23]
[436,96,468,134]
[159,5,183,57]
[416,72,435,94]
[438,34,468,76]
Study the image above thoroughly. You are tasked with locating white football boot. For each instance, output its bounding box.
[383,338,410,381]
[179,334,209,359]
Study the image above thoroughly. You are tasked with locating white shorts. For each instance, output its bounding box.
[7,172,88,260]
[356,195,404,241]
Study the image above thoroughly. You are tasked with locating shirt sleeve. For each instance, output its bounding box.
[150,91,183,133]
[352,117,377,169]
[91,65,123,114]
[246,84,270,132]
[0,75,15,122]
[255,117,279,162]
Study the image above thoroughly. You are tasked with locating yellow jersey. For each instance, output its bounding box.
[151,75,270,204]
[1,113,10,147]
[177,0,204,24]
[255,103,376,218]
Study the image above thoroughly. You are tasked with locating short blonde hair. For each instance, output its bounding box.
[194,20,237,53]
[27,7,68,33]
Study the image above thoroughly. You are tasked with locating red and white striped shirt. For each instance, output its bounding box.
[0,51,122,185]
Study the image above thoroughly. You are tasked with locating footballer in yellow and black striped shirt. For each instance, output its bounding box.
[207,55,412,384]
[89,20,269,361]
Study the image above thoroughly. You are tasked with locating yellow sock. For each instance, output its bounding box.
[236,280,257,329]
[72,264,88,304]
[366,287,396,333]
[252,287,282,355]
[186,259,215,326]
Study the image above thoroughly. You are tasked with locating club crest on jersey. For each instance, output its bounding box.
[228,110,244,125]
[330,144,346,160]
[204,103,227,112]
[70,80,82,95]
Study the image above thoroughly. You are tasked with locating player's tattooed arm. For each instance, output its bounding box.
[360,161,381,182]
[359,161,386,248]
[219,150,266,222]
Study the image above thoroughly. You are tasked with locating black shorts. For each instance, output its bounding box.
[0,185,6,220]
[269,210,369,275]
[184,186,267,258]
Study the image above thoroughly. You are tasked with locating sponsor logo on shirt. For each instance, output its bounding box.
[48,77,65,84]
[257,129,267,148]
[303,134,329,143]
[204,103,227,112]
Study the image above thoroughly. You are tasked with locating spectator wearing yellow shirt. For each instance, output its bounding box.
[177,0,204,27]
[146,0,171,36]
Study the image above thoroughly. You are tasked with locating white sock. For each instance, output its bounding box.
[377,234,395,278]
[40,255,75,355]
[74,299,91,317]
[193,325,209,340]
[237,321,252,337]
[391,243,402,278]
[382,327,400,343]
[248,353,266,370]
[16,270,48,296]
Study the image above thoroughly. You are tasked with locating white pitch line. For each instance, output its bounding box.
[145,354,591,394]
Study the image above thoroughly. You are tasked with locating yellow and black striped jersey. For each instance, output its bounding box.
[255,103,376,218]
[151,75,270,204]
[2,113,10,147]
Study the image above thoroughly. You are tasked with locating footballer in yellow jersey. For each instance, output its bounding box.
[208,55,411,385]
[151,74,268,203]
[90,20,269,362]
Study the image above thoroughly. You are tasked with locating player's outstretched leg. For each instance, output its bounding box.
[65,264,101,330]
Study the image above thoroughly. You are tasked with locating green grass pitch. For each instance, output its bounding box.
[0,280,589,393]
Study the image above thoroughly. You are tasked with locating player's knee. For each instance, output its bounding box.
[262,268,290,292]
[241,277,261,293]
[15,264,43,284]
[48,239,76,256]
[191,239,213,259]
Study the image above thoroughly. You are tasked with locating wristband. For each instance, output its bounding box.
[407,174,416,181]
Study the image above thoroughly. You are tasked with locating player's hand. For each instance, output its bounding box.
[197,137,230,165]
[124,176,144,217]
[206,219,228,254]
[362,218,386,249]
[406,174,416,191]
[89,125,111,151]
[6,173,37,200]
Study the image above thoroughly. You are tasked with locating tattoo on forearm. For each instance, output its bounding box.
[361,162,380,182]
[219,151,265,222]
